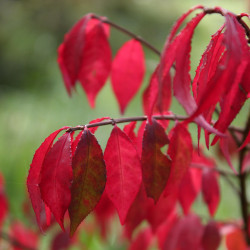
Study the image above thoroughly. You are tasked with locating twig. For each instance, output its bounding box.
[92,15,161,56]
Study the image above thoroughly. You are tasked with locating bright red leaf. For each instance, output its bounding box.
[40,132,72,231]
[27,126,69,230]
[104,125,142,224]
[69,128,106,236]
[141,119,171,203]
[111,39,145,114]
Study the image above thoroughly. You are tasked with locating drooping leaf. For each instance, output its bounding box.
[40,132,72,231]
[178,167,202,215]
[141,119,171,203]
[58,14,92,95]
[10,222,39,250]
[129,227,153,250]
[104,125,142,224]
[124,185,152,239]
[69,128,106,236]
[78,22,112,107]
[27,126,69,230]
[190,13,249,129]
[143,66,172,120]
[94,190,116,239]
[202,169,220,216]
[71,131,83,156]
[165,124,193,196]
[201,221,221,250]
[226,228,247,250]
[111,39,145,114]
[123,121,137,145]
[162,214,204,250]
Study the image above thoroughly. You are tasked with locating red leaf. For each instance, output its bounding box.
[162,214,204,250]
[141,119,171,203]
[78,22,112,107]
[123,121,137,145]
[202,169,220,216]
[69,128,106,236]
[72,131,83,156]
[27,127,69,230]
[40,132,72,231]
[190,13,249,129]
[0,174,8,228]
[10,222,39,250]
[124,185,152,239]
[104,125,142,224]
[226,228,247,250]
[58,15,92,95]
[51,231,73,250]
[178,167,202,215]
[143,66,172,119]
[201,221,221,250]
[165,124,193,196]
[94,190,116,239]
[111,39,145,114]
[129,227,153,250]
[219,136,237,174]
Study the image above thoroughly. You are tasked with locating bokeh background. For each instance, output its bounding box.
[0,0,249,248]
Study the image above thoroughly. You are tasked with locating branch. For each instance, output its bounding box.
[238,111,250,245]
[92,15,161,56]
[66,114,245,134]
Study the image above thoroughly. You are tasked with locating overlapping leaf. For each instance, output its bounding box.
[69,128,106,235]
[104,125,142,224]
[40,132,72,231]
[202,169,220,216]
[111,39,145,114]
[141,119,171,203]
[165,124,193,196]
[27,126,69,230]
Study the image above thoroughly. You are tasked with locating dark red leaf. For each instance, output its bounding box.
[27,127,69,230]
[72,131,83,156]
[111,39,145,114]
[123,121,137,144]
[202,169,220,216]
[136,121,147,157]
[141,119,171,203]
[104,125,142,224]
[201,221,221,250]
[51,231,73,250]
[78,22,112,107]
[69,128,106,236]
[165,124,193,196]
[40,132,72,231]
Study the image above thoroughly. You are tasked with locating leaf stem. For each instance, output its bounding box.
[91,15,161,56]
